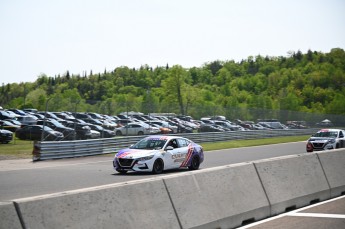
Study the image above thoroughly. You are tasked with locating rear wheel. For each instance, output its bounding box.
[152,159,164,174]
[138,131,144,135]
[188,155,200,170]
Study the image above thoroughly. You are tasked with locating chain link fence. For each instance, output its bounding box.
[33,100,345,142]
[82,101,345,128]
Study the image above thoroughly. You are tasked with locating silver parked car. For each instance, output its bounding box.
[115,123,160,136]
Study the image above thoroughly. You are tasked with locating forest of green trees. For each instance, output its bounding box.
[1,48,345,118]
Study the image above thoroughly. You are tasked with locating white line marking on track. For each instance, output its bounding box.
[0,159,112,172]
[286,213,345,219]
[238,195,345,228]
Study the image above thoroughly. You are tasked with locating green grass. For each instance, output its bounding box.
[0,135,310,160]
[0,139,34,159]
[202,135,309,151]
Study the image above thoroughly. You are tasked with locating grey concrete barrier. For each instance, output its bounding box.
[7,150,345,229]
[253,153,331,216]
[163,163,270,229]
[317,148,345,197]
[13,180,180,229]
[0,202,22,229]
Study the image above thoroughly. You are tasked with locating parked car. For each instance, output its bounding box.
[147,121,178,133]
[148,123,173,134]
[113,135,204,174]
[198,124,224,132]
[214,121,241,131]
[0,110,16,120]
[7,109,27,116]
[37,112,64,122]
[22,108,37,113]
[36,119,76,140]
[16,115,38,126]
[306,129,345,152]
[0,129,13,143]
[15,125,64,141]
[60,120,92,140]
[88,124,116,138]
[166,120,193,133]
[52,112,76,121]
[74,112,92,120]
[89,129,101,139]
[115,123,160,136]
[0,120,21,132]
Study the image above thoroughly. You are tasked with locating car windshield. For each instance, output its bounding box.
[314,131,338,138]
[9,120,21,125]
[50,119,65,128]
[42,126,54,131]
[130,138,167,150]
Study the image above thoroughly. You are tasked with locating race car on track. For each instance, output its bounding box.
[113,136,204,174]
[306,129,345,152]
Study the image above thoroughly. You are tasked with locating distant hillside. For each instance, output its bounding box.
[1,48,344,116]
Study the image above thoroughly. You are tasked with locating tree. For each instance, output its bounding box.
[162,65,190,114]
[326,93,345,114]
[25,89,47,110]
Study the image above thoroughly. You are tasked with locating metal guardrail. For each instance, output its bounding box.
[32,128,323,161]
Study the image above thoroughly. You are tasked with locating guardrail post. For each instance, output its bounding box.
[32,141,41,161]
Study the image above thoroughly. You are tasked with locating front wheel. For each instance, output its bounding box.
[152,159,164,174]
[188,155,200,170]
[116,131,123,136]
[116,169,128,174]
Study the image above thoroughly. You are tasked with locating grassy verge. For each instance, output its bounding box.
[0,135,309,160]
[0,139,34,159]
[202,135,309,151]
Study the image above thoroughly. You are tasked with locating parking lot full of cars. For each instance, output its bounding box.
[0,107,343,149]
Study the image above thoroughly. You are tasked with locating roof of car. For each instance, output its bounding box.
[318,129,343,132]
[145,135,183,140]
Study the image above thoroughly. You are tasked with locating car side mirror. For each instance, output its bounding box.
[166,146,174,151]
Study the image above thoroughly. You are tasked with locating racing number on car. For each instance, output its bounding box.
[172,153,186,163]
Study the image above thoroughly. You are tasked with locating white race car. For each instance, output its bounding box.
[113,136,204,174]
[306,129,345,152]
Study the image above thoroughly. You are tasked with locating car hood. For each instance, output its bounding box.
[49,130,63,136]
[0,129,12,134]
[309,137,335,142]
[116,148,158,159]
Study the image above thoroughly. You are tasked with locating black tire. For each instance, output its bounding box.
[152,159,164,174]
[188,155,200,170]
[116,131,122,136]
[138,131,144,135]
[336,143,340,149]
[116,169,128,174]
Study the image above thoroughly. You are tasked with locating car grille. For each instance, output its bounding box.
[312,142,326,149]
[118,158,135,167]
[2,133,13,140]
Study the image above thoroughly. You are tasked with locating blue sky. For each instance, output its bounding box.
[1,0,344,84]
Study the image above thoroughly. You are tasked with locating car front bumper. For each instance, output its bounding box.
[113,158,154,172]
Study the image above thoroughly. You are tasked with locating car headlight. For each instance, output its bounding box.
[138,155,154,161]
[328,139,336,144]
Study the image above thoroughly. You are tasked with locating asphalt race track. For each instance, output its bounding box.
[0,141,306,201]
